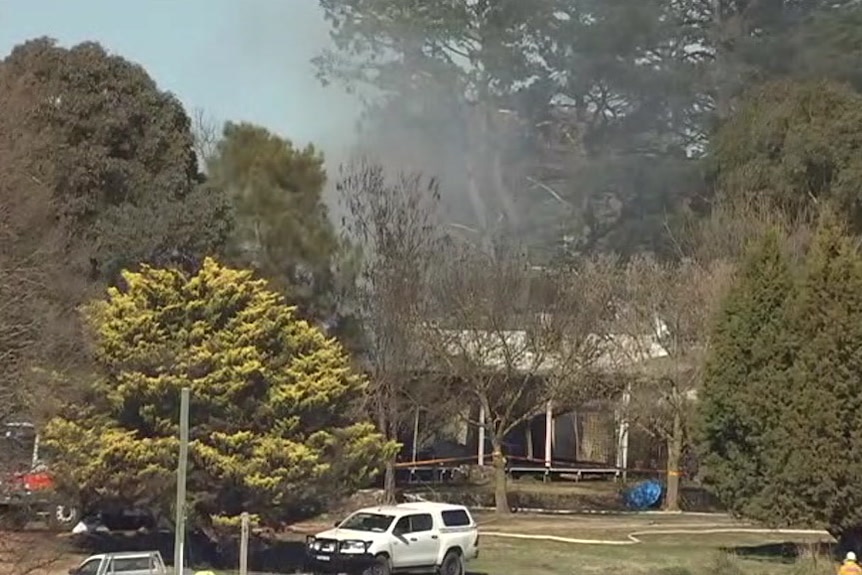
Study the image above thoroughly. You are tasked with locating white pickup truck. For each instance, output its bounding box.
[305,501,479,575]
[67,551,167,575]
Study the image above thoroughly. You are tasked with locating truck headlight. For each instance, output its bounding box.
[338,540,369,554]
[305,536,317,549]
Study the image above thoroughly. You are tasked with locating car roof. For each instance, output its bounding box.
[352,505,404,515]
[352,501,469,516]
[107,551,160,558]
[396,501,467,512]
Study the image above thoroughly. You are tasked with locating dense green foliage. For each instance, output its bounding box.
[42,258,393,527]
[698,230,797,521]
[206,122,339,321]
[699,213,862,536]
[0,37,232,282]
[776,213,862,535]
[711,79,862,229]
[0,37,235,421]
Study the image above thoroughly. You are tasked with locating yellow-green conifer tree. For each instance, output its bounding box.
[44,258,395,528]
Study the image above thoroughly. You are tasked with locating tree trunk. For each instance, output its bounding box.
[491,437,510,515]
[377,399,397,504]
[664,409,684,512]
[383,460,397,504]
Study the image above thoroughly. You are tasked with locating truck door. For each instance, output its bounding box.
[390,513,439,568]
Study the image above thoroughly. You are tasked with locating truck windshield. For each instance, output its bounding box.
[0,423,37,472]
[338,512,395,533]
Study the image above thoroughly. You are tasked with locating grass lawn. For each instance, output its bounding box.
[2,511,837,575]
[468,513,835,575]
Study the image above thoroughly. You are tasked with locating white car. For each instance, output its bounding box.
[305,501,480,575]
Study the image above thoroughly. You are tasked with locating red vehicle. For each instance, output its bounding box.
[0,421,79,529]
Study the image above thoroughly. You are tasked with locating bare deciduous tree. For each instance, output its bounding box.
[425,238,619,514]
[336,157,452,502]
[614,255,733,511]
[675,195,812,265]
[191,106,220,169]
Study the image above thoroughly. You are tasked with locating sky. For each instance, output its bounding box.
[0,0,365,161]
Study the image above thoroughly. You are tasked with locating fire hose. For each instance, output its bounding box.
[480,527,830,546]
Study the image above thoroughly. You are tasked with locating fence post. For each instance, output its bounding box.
[239,512,249,575]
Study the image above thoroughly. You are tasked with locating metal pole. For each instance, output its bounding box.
[173,388,190,575]
[239,512,249,575]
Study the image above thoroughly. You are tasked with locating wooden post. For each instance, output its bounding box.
[239,512,249,575]
[478,403,486,466]
[173,388,189,574]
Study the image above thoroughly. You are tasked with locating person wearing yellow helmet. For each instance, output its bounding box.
[839,551,862,575]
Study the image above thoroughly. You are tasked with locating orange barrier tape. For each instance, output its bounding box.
[394,456,477,468]
[393,454,685,478]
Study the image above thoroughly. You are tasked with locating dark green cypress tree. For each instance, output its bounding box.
[772,209,862,542]
[697,228,797,522]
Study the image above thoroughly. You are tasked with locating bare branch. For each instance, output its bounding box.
[191,107,220,169]
[424,238,621,447]
[334,156,456,497]
[611,253,734,509]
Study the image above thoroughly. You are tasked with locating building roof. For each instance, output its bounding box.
[429,323,669,375]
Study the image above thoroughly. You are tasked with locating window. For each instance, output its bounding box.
[409,514,433,532]
[110,557,151,572]
[77,560,101,575]
[0,423,37,472]
[393,516,410,535]
[338,512,395,533]
[441,509,471,527]
[393,514,434,534]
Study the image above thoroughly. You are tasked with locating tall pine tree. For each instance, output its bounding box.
[698,228,797,522]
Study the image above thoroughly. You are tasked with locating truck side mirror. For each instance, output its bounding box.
[333,520,340,527]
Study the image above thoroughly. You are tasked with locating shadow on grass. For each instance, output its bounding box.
[725,541,835,564]
[72,530,307,572]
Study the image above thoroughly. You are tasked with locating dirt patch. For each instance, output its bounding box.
[0,532,84,575]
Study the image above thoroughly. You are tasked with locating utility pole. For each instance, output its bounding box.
[173,387,190,575]
[239,512,250,575]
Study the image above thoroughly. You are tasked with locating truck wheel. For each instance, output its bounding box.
[50,504,79,528]
[362,554,391,575]
[438,550,464,575]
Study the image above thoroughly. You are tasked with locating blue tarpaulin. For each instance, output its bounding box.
[624,479,664,510]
